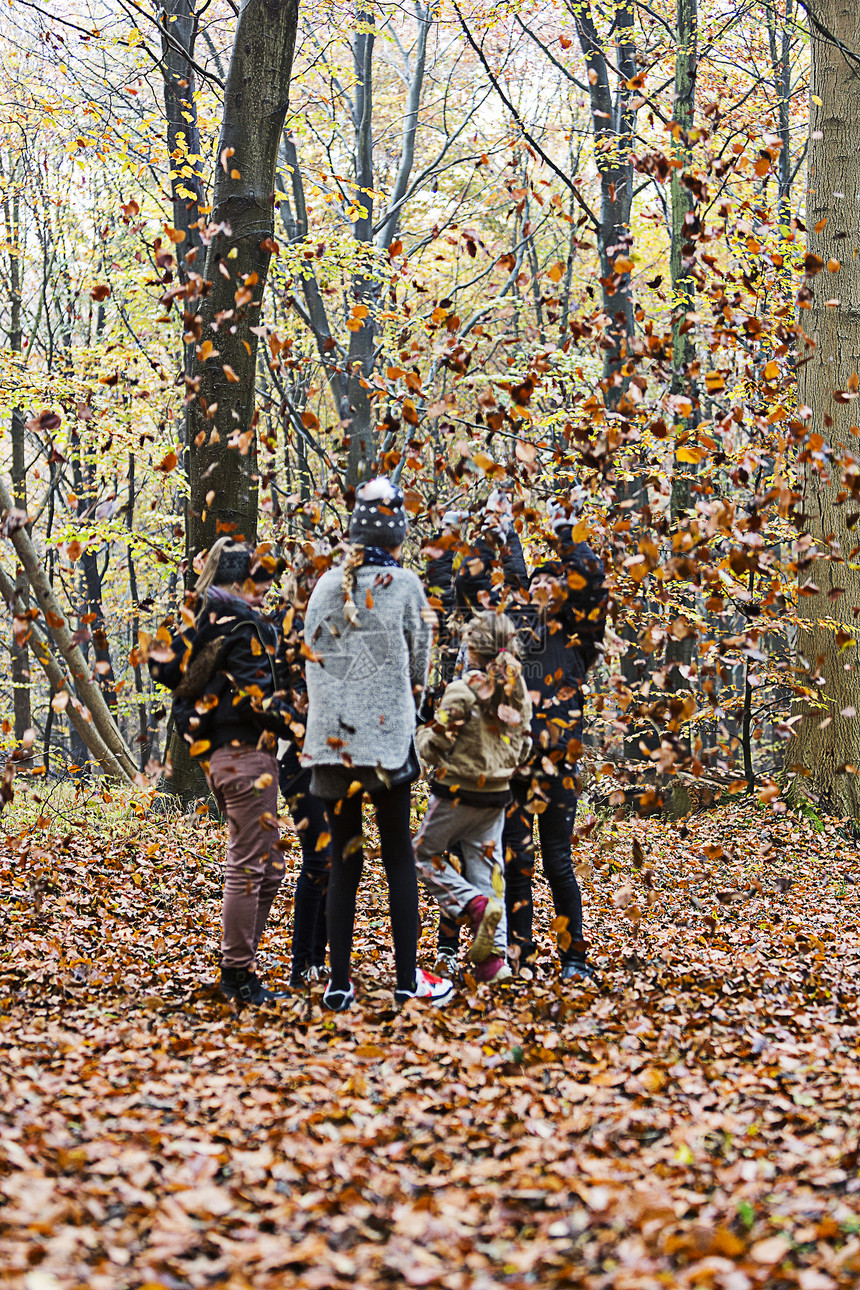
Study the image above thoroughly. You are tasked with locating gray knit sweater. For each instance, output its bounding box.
[303,564,434,770]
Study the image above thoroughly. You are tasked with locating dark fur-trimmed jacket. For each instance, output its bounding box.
[453,526,607,760]
[148,590,292,756]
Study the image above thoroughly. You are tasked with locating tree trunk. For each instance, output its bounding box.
[766,0,794,222]
[185,0,299,554]
[160,0,205,263]
[4,174,31,747]
[160,0,206,395]
[788,0,860,817]
[9,411,31,746]
[571,0,638,403]
[665,0,699,692]
[0,474,138,780]
[0,565,132,782]
[346,7,378,487]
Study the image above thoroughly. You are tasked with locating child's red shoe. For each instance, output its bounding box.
[472,954,513,983]
[465,895,502,964]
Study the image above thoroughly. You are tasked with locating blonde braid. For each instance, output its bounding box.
[340,542,365,627]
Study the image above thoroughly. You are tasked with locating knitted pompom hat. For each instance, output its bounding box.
[349,476,408,547]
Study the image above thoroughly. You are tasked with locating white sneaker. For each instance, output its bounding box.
[322,980,355,1012]
[395,968,455,1006]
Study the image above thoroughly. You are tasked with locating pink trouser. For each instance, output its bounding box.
[206,744,283,969]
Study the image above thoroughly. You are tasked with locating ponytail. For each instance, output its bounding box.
[463,611,524,719]
[193,537,241,596]
[191,537,253,621]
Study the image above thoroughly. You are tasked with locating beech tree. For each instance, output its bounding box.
[184,0,299,553]
[788,0,860,815]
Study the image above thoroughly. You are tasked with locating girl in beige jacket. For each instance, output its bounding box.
[414,611,532,983]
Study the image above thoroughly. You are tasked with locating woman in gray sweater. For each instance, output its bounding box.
[303,477,454,1011]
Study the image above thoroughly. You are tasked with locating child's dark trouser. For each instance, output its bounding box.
[325,781,418,993]
[280,758,329,980]
[504,769,584,966]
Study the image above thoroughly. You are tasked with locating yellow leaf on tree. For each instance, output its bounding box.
[676,446,706,464]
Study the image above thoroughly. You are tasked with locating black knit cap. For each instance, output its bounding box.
[215,543,282,586]
[530,560,564,582]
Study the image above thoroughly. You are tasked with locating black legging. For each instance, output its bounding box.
[280,759,329,983]
[504,770,583,966]
[325,781,419,993]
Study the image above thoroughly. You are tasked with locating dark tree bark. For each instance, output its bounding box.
[766,0,795,221]
[9,412,31,747]
[165,0,299,804]
[3,174,31,746]
[160,0,205,264]
[345,8,378,486]
[665,0,700,693]
[568,0,638,406]
[185,0,300,555]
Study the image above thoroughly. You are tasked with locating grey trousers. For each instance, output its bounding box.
[414,794,507,954]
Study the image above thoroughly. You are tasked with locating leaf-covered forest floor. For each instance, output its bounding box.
[1,793,860,1290]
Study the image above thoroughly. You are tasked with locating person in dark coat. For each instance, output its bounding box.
[435,495,607,982]
[149,538,293,1005]
[271,547,330,987]
[423,509,465,687]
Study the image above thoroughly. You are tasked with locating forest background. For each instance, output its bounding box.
[4,4,860,1290]
[0,0,856,823]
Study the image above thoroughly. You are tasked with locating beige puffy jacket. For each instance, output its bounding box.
[416,665,533,795]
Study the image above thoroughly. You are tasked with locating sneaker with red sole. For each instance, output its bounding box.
[395,968,455,1006]
[465,895,503,965]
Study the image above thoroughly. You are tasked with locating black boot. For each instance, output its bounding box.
[560,959,599,985]
[219,966,288,1005]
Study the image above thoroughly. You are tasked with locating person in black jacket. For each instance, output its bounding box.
[439,494,606,983]
[149,538,293,1005]
[271,547,330,988]
[423,509,464,687]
